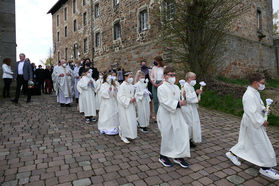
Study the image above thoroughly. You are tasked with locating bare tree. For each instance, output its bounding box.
[156,0,248,79]
[40,48,54,66]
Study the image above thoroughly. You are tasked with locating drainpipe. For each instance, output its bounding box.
[90,0,95,63]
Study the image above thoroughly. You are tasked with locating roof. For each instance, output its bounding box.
[47,0,68,15]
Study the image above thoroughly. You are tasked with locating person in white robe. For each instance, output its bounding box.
[111,71,120,87]
[74,61,81,104]
[95,72,104,111]
[77,68,97,124]
[157,66,190,168]
[135,71,151,133]
[181,72,202,147]
[52,59,74,107]
[117,72,137,144]
[226,72,279,180]
[98,73,120,135]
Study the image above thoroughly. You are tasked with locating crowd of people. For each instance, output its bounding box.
[2,53,279,180]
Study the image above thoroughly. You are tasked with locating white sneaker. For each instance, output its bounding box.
[121,137,130,144]
[260,168,279,180]
[226,152,241,166]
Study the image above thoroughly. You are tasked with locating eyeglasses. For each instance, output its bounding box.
[167,74,176,77]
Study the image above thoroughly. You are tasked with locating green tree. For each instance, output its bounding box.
[156,0,248,79]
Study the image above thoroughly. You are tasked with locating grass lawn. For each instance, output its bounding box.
[199,90,279,126]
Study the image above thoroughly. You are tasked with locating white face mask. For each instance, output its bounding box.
[139,78,145,83]
[99,75,103,79]
[87,73,91,78]
[190,80,196,86]
[168,77,176,84]
[111,76,117,81]
[107,75,112,83]
[62,63,66,67]
[258,83,265,91]
[128,77,133,84]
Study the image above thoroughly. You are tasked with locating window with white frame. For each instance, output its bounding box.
[113,21,121,40]
[164,1,175,20]
[84,38,88,53]
[95,32,101,48]
[139,9,148,32]
[83,12,87,26]
[95,3,100,18]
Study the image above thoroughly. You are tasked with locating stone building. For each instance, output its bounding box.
[48,0,277,78]
[0,0,16,91]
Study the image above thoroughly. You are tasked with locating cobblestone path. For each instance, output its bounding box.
[1,94,279,186]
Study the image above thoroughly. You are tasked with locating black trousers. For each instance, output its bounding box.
[14,75,31,102]
[3,78,12,97]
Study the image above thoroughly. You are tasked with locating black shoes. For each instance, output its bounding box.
[159,155,173,167]
[190,140,196,148]
[174,158,190,168]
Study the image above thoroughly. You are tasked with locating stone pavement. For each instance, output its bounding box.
[1,94,279,186]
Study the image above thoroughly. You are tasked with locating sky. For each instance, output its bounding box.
[15,0,279,66]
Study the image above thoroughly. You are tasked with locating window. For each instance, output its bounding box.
[73,20,77,32]
[64,7,67,20]
[95,3,100,18]
[164,1,175,20]
[84,38,88,53]
[65,48,68,60]
[57,32,60,42]
[257,8,262,31]
[95,32,101,48]
[83,12,87,26]
[58,51,61,61]
[73,44,78,59]
[83,0,86,6]
[139,9,148,32]
[65,26,67,37]
[73,0,77,13]
[56,15,60,26]
[113,0,119,7]
[113,21,121,40]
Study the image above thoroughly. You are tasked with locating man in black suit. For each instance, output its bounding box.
[12,53,33,104]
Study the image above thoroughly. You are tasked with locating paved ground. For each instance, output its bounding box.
[1,94,279,186]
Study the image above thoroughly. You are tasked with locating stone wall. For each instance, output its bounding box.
[0,0,16,93]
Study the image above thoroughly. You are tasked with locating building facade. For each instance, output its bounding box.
[48,0,277,78]
[0,0,16,91]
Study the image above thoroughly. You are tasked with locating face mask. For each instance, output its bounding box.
[168,77,176,84]
[190,80,196,86]
[128,77,133,84]
[62,63,66,67]
[153,61,158,66]
[99,75,103,79]
[139,78,145,83]
[258,83,265,91]
[107,78,112,84]
[111,76,117,81]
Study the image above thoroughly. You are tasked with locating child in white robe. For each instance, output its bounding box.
[95,72,104,111]
[226,72,279,180]
[117,72,137,144]
[135,71,151,133]
[98,73,120,135]
[157,66,190,168]
[77,68,97,124]
[181,72,202,147]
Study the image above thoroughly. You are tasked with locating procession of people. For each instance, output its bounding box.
[2,54,279,180]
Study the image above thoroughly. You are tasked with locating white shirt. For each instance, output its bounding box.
[18,61,24,75]
[2,64,14,79]
[156,67,164,81]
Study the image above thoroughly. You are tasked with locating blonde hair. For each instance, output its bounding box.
[185,72,196,80]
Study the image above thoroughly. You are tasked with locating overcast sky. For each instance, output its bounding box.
[15,0,279,66]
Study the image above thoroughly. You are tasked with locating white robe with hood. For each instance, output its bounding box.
[77,75,96,117]
[117,81,137,139]
[181,82,202,143]
[230,86,277,168]
[98,82,119,134]
[157,81,190,158]
[95,78,103,110]
[135,81,151,127]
